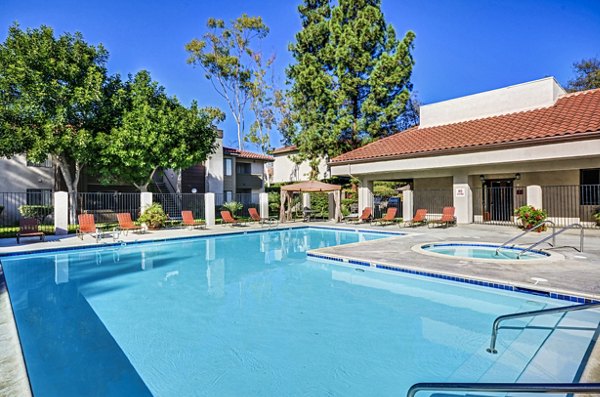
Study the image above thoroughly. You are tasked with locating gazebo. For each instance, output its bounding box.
[279,181,342,223]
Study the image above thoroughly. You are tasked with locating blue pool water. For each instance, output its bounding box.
[421,243,550,260]
[1,228,598,397]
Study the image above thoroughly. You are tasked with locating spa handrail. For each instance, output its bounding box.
[495,220,556,255]
[517,223,584,259]
[407,382,600,397]
[486,301,600,354]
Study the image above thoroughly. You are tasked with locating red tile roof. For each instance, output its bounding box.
[331,88,600,164]
[223,147,274,161]
[271,145,298,155]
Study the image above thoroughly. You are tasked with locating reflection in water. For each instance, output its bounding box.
[54,254,69,284]
[207,259,225,298]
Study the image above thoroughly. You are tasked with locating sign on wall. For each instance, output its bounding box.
[455,187,466,197]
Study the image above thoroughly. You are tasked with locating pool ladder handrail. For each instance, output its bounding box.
[486,301,600,354]
[495,220,556,256]
[407,382,600,397]
[517,223,584,259]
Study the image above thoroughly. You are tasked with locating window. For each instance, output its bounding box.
[580,169,600,205]
[225,190,233,202]
[236,162,251,175]
[224,158,232,176]
[26,189,52,205]
[27,156,52,168]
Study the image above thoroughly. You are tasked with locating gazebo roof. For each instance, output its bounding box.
[280,180,341,192]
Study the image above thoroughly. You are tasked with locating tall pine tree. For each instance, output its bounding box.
[287,0,415,178]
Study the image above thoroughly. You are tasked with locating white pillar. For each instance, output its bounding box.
[259,192,269,219]
[527,185,543,209]
[358,179,374,212]
[302,192,311,209]
[328,192,335,221]
[453,175,473,224]
[140,192,153,211]
[54,191,69,235]
[205,192,215,227]
[402,190,413,220]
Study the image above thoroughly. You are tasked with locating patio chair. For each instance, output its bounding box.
[221,210,242,226]
[403,209,428,227]
[372,207,398,226]
[248,207,278,226]
[181,210,206,229]
[345,207,372,224]
[428,207,456,228]
[16,218,45,244]
[117,213,144,235]
[77,214,102,242]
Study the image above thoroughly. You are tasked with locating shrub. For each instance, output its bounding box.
[18,205,54,222]
[514,205,547,231]
[593,207,600,224]
[138,203,167,229]
[222,201,243,215]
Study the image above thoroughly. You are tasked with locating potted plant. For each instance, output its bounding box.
[138,203,167,230]
[514,205,548,231]
[593,207,600,227]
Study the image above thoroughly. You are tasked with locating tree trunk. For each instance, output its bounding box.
[237,120,243,151]
[54,156,80,224]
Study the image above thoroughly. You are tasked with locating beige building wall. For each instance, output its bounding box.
[271,151,328,183]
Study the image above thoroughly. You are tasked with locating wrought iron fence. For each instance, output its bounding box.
[153,193,205,220]
[413,189,453,220]
[542,185,599,228]
[472,186,526,226]
[77,192,141,223]
[0,191,54,237]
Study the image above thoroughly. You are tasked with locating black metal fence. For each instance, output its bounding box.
[542,185,599,228]
[153,193,206,220]
[77,192,141,223]
[413,189,453,220]
[0,191,54,237]
[472,186,527,226]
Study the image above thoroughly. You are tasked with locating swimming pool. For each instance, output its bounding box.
[1,227,597,396]
[416,242,554,262]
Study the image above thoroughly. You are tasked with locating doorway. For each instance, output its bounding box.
[483,179,514,222]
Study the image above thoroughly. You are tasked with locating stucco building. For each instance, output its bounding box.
[270,145,329,184]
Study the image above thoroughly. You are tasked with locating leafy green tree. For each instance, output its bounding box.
[186,14,271,151]
[287,0,336,179]
[287,0,416,177]
[247,52,276,153]
[0,24,108,218]
[95,71,218,192]
[568,58,600,92]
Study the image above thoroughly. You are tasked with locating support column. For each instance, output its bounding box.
[302,193,311,209]
[259,192,269,219]
[402,190,413,220]
[453,174,473,224]
[328,192,335,221]
[140,192,153,212]
[205,192,216,227]
[54,191,69,235]
[358,179,374,212]
[527,185,543,209]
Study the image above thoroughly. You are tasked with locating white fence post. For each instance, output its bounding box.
[402,190,414,220]
[259,192,269,219]
[140,192,153,212]
[205,193,215,227]
[527,185,543,209]
[54,191,69,235]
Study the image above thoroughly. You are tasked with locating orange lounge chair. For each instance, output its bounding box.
[182,210,206,229]
[248,207,278,226]
[221,210,242,226]
[403,209,428,227]
[372,207,398,226]
[345,207,372,224]
[16,218,45,244]
[117,213,144,235]
[428,207,456,228]
[77,214,102,242]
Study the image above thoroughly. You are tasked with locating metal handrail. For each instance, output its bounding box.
[517,223,584,259]
[495,220,556,255]
[486,302,600,353]
[407,382,600,397]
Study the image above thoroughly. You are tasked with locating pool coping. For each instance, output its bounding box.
[412,241,565,264]
[306,249,600,304]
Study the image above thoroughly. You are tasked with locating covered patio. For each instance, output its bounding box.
[279,181,342,223]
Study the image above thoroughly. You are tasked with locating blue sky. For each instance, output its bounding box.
[1,0,599,150]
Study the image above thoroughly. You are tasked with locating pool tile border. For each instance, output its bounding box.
[306,252,600,304]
